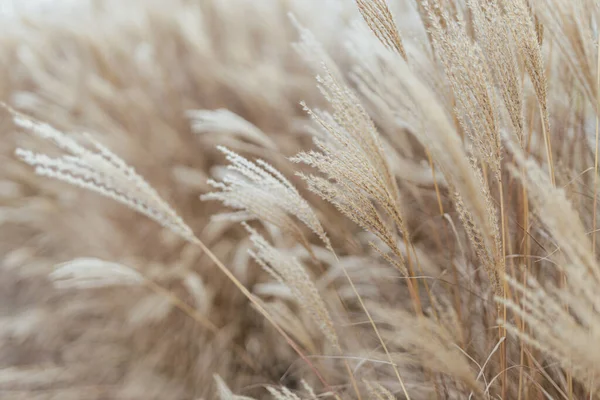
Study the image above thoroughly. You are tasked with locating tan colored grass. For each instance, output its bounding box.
[2,0,600,399]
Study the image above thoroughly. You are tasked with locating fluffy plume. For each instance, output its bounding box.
[425,0,502,178]
[356,0,406,59]
[50,257,144,289]
[14,113,196,242]
[203,146,332,252]
[246,225,339,349]
[468,0,524,140]
[188,108,277,150]
[502,0,555,181]
[4,0,600,399]
[292,64,409,274]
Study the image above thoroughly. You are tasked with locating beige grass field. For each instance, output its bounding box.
[0,0,598,399]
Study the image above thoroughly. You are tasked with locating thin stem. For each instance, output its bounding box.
[343,359,363,400]
[189,236,335,394]
[142,277,258,372]
[540,104,555,187]
[330,252,411,400]
[592,41,600,255]
[498,176,508,400]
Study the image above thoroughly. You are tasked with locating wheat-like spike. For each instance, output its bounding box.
[49,257,144,289]
[13,115,196,243]
[468,154,504,294]
[291,64,409,272]
[295,171,406,274]
[246,224,340,350]
[293,22,408,241]
[356,0,407,59]
[502,0,554,182]
[468,0,524,141]
[353,43,504,293]
[425,0,502,179]
[424,0,506,293]
[13,110,335,393]
[187,108,277,150]
[451,187,501,295]
[203,146,333,252]
[355,31,493,236]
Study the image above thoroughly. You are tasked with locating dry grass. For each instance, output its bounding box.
[0,0,599,399]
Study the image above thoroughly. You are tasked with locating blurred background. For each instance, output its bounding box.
[0,0,359,399]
